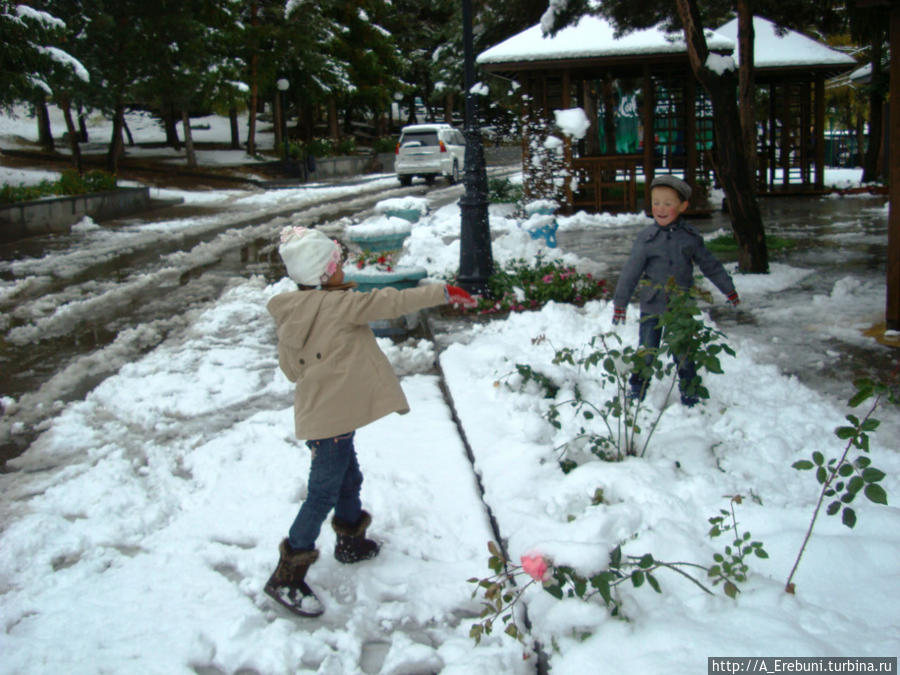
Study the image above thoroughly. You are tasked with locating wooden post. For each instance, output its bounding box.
[642,66,655,213]
[769,83,777,189]
[800,80,811,185]
[887,2,900,330]
[781,83,791,187]
[562,70,573,212]
[814,73,826,189]
[685,73,697,188]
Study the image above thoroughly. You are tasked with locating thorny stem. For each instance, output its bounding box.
[639,372,679,457]
[651,561,716,595]
[784,394,882,593]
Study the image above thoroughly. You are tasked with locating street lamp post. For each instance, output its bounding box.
[457,0,493,296]
[276,78,290,164]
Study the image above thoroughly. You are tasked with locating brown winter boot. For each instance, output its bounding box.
[332,510,380,563]
[264,540,324,617]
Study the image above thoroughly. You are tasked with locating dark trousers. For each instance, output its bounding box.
[288,431,363,551]
[629,314,698,401]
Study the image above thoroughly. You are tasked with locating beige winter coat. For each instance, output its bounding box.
[267,283,448,440]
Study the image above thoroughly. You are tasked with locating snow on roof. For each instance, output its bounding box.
[477,14,734,65]
[715,16,856,69]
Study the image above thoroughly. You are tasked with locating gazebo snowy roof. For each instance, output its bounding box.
[714,16,856,72]
[477,14,734,69]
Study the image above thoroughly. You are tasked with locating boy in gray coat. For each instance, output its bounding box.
[612,175,739,406]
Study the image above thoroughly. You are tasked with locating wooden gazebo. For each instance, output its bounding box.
[477,15,856,213]
[715,17,857,194]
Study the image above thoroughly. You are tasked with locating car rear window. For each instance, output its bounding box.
[400,131,439,147]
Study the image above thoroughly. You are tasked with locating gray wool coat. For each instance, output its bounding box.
[268,283,447,440]
[613,218,736,316]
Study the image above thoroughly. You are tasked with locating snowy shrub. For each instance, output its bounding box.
[469,495,768,644]
[470,256,607,315]
[521,109,569,206]
[786,375,898,593]
[510,285,734,463]
[487,177,523,205]
[0,169,116,204]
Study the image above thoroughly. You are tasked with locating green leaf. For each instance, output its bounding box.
[647,573,662,593]
[862,468,886,483]
[848,476,865,494]
[860,418,880,432]
[724,581,739,598]
[708,565,722,578]
[855,456,871,469]
[848,388,872,408]
[609,546,622,568]
[792,460,815,470]
[574,576,587,597]
[816,467,827,485]
[835,427,856,440]
[838,463,854,477]
[826,500,841,516]
[488,541,502,559]
[639,553,655,569]
[864,484,888,505]
[631,571,645,588]
[842,507,857,528]
[812,451,825,466]
[544,583,563,600]
[754,548,769,559]
[505,624,519,639]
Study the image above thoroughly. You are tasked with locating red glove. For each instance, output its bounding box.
[612,305,626,325]
[446,285,477,308]
[727,291,740,307]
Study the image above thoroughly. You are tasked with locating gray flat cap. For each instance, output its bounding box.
[650,174,692,201]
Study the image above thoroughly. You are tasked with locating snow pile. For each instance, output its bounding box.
[0,277,529,674]
[373,196,430,218]
[345,215,413,240]
[440,300,900,669]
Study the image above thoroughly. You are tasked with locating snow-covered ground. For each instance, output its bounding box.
[2,106,898,673]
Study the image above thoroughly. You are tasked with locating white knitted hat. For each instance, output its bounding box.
[278,226,342,286]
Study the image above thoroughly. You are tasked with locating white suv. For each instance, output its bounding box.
[394,124,466,186]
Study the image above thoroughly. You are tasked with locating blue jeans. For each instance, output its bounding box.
[629,314,698,401]
[288,432,363,551]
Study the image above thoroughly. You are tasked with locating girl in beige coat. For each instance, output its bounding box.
[264,226,475,617]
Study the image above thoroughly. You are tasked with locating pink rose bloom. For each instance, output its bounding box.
[521,554,551,582]
[542,274,554,283]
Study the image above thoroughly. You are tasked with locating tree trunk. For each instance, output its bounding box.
[36,95,54,152]
[328,97,340,139]
[59,94,83,174]
[274,94,283,149]
[862,27,885,183]
[181,109,197,169]
[247,0,259,156]
[229,106,240,149]
[674,0,768,273]
[164,105,181,150]
[78,109,88,142]
[444,93,455,124]
[107,103,126,174]
[737,0,757,188]
[123,118,135,146]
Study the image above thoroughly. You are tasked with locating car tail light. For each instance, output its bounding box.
[439,141,447,153]
[395,142,400,154]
